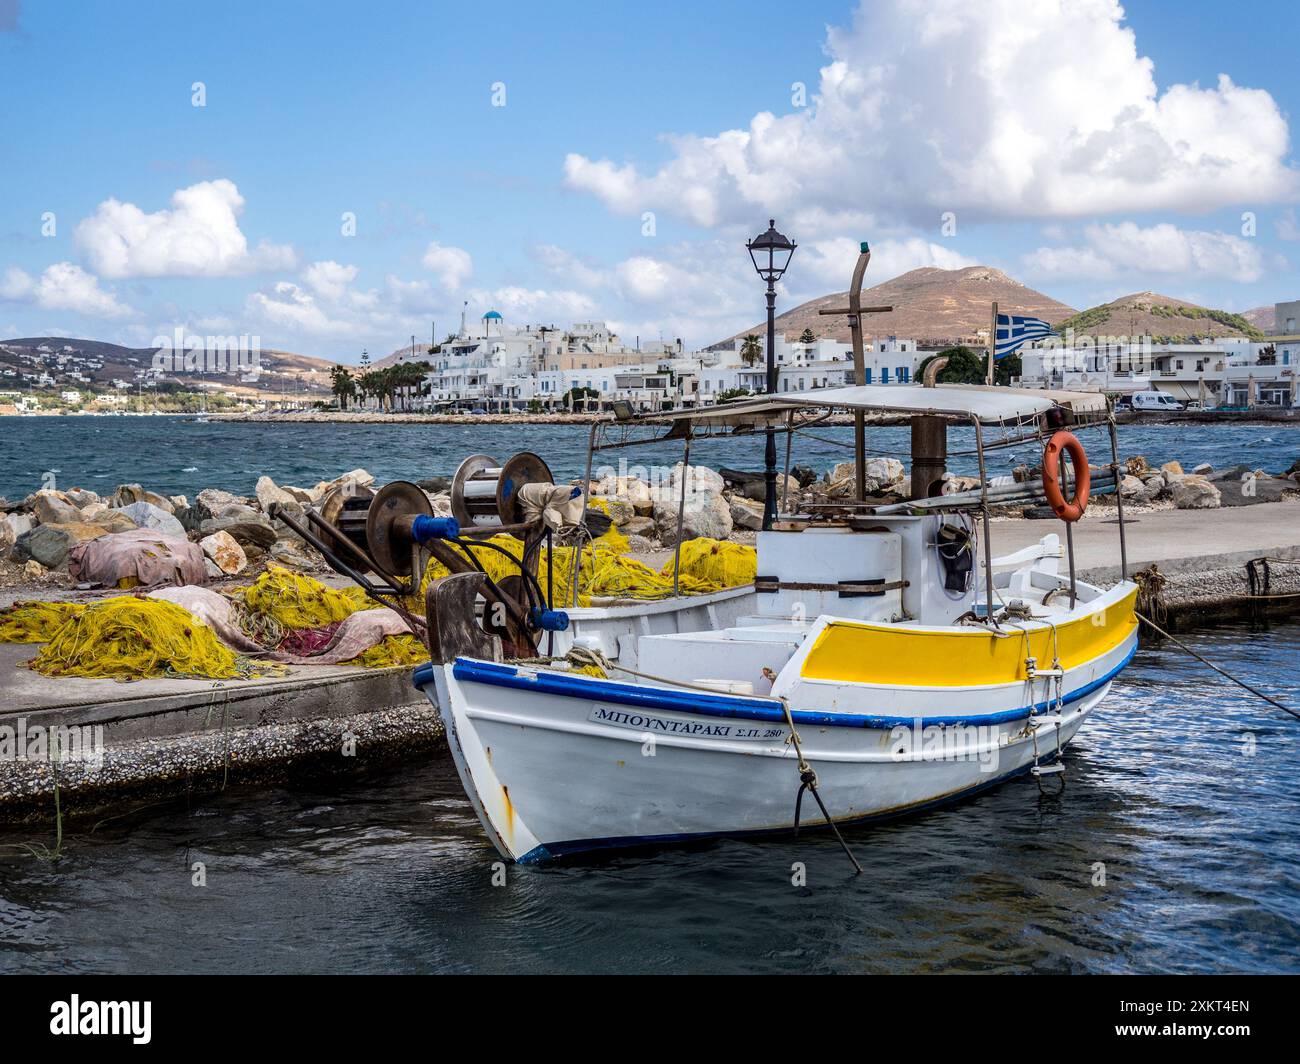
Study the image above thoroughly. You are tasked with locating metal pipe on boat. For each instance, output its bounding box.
[910,415,947,500]
[573,422,598,609]
[1060,446,1078,609]
[672,431,691,597]
[1109,416,1129,579]
[974,418,997,623]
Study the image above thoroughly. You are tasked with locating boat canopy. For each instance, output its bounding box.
[648,383,1108,426]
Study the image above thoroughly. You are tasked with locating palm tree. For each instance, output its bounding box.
[739,334,762,367]
[329,365,356,410]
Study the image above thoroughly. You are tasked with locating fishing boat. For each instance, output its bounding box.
[403,381,1137,864]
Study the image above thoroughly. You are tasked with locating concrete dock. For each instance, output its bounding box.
[2,500,1298,825]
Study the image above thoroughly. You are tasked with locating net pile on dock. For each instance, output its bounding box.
[26,596,267,681]
[0,600,87,643]
[241,566,377,629]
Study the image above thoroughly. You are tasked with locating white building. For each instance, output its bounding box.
[698,335,930,402]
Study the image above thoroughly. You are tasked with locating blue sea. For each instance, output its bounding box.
[0,621,1296,973]
[0,416,1297,500]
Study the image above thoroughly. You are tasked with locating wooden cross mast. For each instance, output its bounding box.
[817,241,891,501]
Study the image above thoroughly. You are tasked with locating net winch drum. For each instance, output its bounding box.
[365,480,435,580]
[315,483,377,577]
[450,452,555,534]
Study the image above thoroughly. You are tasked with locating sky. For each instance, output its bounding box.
[1,0,1298,362]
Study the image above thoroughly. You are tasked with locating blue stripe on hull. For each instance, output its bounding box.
[516,757,1045,864]
[431,640,1137,730]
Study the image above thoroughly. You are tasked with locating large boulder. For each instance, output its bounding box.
[15,522,108,569]
[621,515,657,539]
[194,488,245,521]
[113,501,187,537]
[65,487,102,508]
[1160,460,1184,476]
[654,492,733,544]
[728,495,765,531]
[112,483,175,514]
[89,511,139,534]
[1119,475,1145,499]
[593,474,654,516]
[2,511,34,553]
[1170,475,1221,510]
[657,463,725,499]
[199,530,248,575]
[255,475,302,511]
[313,468,375,499]
[739,474,799,503]
[201,517,277,549]
[31,489,82,525]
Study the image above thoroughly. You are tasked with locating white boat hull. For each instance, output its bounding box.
[415,626,1136,863]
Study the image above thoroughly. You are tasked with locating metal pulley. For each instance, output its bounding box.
[450,451,555,534]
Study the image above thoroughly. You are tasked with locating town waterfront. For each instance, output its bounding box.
[1,620,1296,974]
[1,416,1297,501]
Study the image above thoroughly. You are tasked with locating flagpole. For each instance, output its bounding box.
[987,300,998,386]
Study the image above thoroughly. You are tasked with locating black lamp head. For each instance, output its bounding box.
[746,219,796,283]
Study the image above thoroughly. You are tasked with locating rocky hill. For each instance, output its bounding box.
[711,266,1076,349]
[1055,293,1264,343]
[1242,305,1276,332]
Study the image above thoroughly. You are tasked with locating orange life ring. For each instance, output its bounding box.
[1042,431,1090,521]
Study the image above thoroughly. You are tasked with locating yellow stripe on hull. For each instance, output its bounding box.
[801,587,1138,687]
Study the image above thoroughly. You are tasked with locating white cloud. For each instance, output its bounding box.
[0,261,134,318]
[421,242,473,289]
[1025,222,1265,282]
[564,0,1298,231]
[532,243,609,289]
[76,179,296,279]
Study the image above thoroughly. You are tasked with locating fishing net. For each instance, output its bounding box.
[241,566,379,630]
[585,496,629,553]
[0,600,86,643]
[26,596,269,681]
[660,539,757,588]
[416,532,753,609]
[343,634,429,668]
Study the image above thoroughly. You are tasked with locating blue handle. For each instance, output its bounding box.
[411,515,460,542]
[528,607,570,632]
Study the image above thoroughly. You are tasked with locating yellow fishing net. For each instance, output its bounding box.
[241,566,379,630]
[0,600,86,643]
[660,538,757,588]
[344,634,429,668]
[27,597,270,681]
[586,496,630,553]
[416,533,754,608]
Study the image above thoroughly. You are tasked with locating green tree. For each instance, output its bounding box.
[739,334,763,367]
[798,328,817,344]
[917,346,1022,386]
[329,365,356,410]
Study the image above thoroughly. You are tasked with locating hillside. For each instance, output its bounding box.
[711,266,1076,349]
[1243,305,1276,332]
[0,336,339,399]
[1055,293,1264,342]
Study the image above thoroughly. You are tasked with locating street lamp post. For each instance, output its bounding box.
[747,219,796,530]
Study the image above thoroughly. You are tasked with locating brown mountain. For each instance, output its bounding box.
[1055,292,1264,342]
[711,266,1075,349]
[1243,305,1276,332]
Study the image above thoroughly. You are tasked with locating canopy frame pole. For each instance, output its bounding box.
[572,420,599,609]
[781,409,795,513]
[672,430,692,597]
[973,417,996,624]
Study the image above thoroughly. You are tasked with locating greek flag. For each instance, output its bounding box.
[995,313,1053,359]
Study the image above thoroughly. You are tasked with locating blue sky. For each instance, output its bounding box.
[1,0,1298,360]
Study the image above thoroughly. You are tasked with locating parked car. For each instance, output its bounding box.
[1112,396,1132,412]
[1130,390,1185,413]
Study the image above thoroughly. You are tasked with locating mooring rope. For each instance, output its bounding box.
[1136,611,1299,722]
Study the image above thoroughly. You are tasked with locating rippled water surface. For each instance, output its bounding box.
[1,417,1296,499]
[1,623,1297,974]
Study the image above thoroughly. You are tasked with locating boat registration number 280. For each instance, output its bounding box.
[588,705,786,741]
